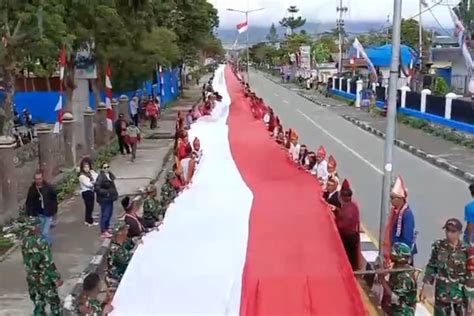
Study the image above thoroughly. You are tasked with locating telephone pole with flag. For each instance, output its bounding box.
[53,47,66,134]
[227,7,264,83]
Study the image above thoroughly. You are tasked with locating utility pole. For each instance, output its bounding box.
[386,15,390,44]
[418,0,423,67]
[378,0,402,267]
[227,7,265,84]
[337,0,348,74]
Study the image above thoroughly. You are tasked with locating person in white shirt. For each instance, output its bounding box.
[312,145,329,185]
[79,158,98,226]
[129,96,139,126]
[288,130,300,162]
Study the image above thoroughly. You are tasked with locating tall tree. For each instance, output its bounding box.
[279,5,306,35]
[0,0,70,135]
[266,23,278,44]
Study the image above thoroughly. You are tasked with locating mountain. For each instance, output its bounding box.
[216,20,454,44]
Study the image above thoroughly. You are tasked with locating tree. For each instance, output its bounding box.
[266,23,278,44]
[279,5,306,34]
[0,0,70,136]
[357,32,386,47]
[400,19,430,50]
[455,0,474,32]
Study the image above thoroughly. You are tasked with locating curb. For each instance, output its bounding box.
[341,115,473,183]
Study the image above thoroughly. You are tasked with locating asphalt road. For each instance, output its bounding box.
[248,70,471,267]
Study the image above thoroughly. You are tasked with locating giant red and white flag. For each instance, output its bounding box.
[105,64,114,131]
[53,47,66,134]
[236,20,248,34]
[110,65,366,316]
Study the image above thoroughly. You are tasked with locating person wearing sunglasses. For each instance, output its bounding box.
[420,218,473,316]
[94,163,118,238]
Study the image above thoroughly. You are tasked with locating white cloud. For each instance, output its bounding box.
[209,0,457,29]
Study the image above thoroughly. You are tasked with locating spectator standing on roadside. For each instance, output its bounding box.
[25,170,58,245]
[129,96,139,126]
[115,114,130,155]
[336,179,360,271]
[95,163,118,238]
[464,183,474,244]
[125,121,141,162]
[145,96,159,129]
[21,216,63,316]
[79,158,98,227]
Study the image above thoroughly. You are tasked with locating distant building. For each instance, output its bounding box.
[429,35,468,94]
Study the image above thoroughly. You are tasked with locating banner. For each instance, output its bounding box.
[299,45,311,70]
[74,41,97,79]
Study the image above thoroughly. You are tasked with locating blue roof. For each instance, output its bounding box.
[363,44,418,67]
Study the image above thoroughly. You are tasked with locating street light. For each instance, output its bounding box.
[227,7,264,83]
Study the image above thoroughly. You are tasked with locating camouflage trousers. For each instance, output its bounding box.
[27,282,61,316]
[389,304,416,316]
[434,301,464,316]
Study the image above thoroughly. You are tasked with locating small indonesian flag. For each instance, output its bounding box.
[105,64,114,131]
[170,67,175,94]
[159,65,165,96]
[53,47,66,134]
[237,21,248,34]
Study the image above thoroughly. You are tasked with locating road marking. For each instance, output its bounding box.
[297,109,384,175]
[283,99,289,104]
[274,93,279,97]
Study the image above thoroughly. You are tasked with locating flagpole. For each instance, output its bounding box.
[227,7,265,84]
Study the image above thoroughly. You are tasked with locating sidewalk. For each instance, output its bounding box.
[262,72,474,182]
[0,86,201,315]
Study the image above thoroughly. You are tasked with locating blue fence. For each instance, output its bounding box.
[330,88,474,134]
[8,67,180,124]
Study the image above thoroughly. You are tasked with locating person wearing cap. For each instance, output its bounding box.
[380,242,417,316]
[114,113,130,155]
[20,216,63,315]
[464,183,474,244]
[143,185,162,228]
[383,176,417,267]
[420,218,474,315]
[288,130,300,162]
[327,155,340,186]
[106,222,135,289]
[335,179,360,271]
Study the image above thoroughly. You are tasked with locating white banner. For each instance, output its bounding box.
[300,45,311,70]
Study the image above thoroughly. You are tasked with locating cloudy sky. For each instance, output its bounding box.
[208,0,460,29]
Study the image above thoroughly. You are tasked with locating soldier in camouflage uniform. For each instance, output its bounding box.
[143,185,162,228]
[380,242,417,316]
[421,218,474,316]
[106,222,135,289]
[77,272,114,315]
[20,216,63,316]
[160,171,179,212]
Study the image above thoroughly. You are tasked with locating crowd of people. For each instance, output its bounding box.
[232,63,474,316]
[16,66,474,315]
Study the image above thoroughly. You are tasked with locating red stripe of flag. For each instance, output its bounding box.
[105,64,114,131]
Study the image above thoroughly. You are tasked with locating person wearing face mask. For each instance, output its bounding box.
[95,163,119,238]
[79,158,98,227]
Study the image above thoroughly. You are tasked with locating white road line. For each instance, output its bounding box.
[274,93,279,97]
[297,109,384,175]
[283,99,289,104]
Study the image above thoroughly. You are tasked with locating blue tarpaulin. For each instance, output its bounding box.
[364,44,418,67]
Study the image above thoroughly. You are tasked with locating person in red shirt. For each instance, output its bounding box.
[146,97,159,129]
[336,179,361,271]
[175,131,188,161]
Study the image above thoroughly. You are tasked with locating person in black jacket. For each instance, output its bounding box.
[94,163,118,238]
[114,114,130,155]
[323,178,341,213]
[25,170,58,245]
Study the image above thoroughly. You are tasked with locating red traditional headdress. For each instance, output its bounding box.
[391,176,407,199]
[341,179,350,191]
[327,155,337,169]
